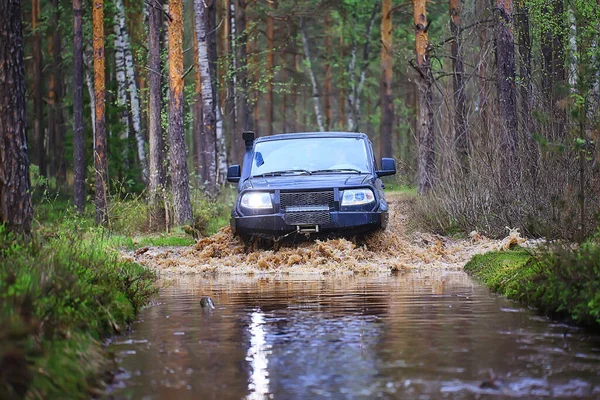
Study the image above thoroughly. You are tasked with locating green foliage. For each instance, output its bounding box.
[0,224,157,398]
[465,243,600,327]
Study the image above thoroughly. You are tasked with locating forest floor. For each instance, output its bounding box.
[125,192,542,276]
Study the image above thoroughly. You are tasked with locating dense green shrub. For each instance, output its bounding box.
[465,243,600,327]
[0,226,157,399]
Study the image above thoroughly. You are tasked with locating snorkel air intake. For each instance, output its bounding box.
[240,131,255,188]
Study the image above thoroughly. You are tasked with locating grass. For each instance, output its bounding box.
[0,224,158,398]
[465,243,600,327]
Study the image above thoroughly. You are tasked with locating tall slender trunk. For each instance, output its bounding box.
[0,0,33,234]
[339,23,345,130]
[282,63,287,133]
[193,33,205,181]
[450,0,468,170]
[73,0,85,212]
[495,0,519,183]
[147,0,166,221]
[83,45,96,138]
[541,0,566,140]
[47,32,57,178]
[515,0,537,170]
[32,0,45,176]
[113,13,131,162]
[414,0,435,194]
[115,0,148,181]
[50,0,66,183]
[380,0,393,159]
[168,0,193,225]
[93,0,108,224]
[227,0,240,163]
[324,15,332,130]
[300,18,325,132]
[235,0,253,133]
[265,0,274,135]
[195,0,218,194]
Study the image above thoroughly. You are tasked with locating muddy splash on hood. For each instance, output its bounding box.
[127,194,537,275]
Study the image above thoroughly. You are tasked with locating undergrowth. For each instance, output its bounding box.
[465,242,600,327]
[0,225,158,399]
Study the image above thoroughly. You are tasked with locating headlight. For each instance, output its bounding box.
[341,189,375,206]
[240,192,273,209]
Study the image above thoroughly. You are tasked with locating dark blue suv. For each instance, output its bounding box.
[227,132,396,240]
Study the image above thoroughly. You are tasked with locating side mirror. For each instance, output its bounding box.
[376,158,396,177]
[227,164,241,183]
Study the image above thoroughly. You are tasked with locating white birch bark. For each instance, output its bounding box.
[346,39,357,131]
[195,0,218,192]
[216,105,228,184]
[83,45,96,140]
[300,18,325,132]
[115,0,148,181]
[113,18,130,142]
[230,1,237,127]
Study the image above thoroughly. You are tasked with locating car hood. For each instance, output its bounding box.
[240,174,373,191]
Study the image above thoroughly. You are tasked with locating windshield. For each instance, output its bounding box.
[250,137,371,176]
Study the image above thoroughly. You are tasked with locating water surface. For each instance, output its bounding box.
[109,271,600,399]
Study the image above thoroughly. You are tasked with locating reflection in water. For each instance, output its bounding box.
[109,272,600,399]
[246,310,270,400]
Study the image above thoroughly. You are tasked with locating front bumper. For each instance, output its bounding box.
[231,211,387,239]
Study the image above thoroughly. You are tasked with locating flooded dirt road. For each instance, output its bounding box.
[109,273,600,399]
[112,194,599,398]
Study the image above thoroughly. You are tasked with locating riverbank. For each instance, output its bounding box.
[464,243,600,328]
[0,228,157,399]
[128,193,541,275]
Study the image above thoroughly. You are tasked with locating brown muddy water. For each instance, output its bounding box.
[107,272,600,399]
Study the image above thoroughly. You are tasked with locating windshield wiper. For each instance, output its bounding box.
[253,169,312,177]
[310,168,362,174]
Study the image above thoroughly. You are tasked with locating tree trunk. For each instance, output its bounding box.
[52,0,66,184]
[515,0,538,170]
[324,15,332,130]
[195,0,218,194]
[495,0,519,183]
[339,23,345,130]
[541,0,566,140]
[227,0,240,163]
[414,0,435,194]
[114,0,148,181]
[73,0,85,212]
[450,0,468,170]
[0,0,33,234]
[93,0,108,224]
[113,11,131,163]
[300,18,325,132]
[265,0,274,135]
[31,0,45,177]
[380,0,393,159]
[83,45,96,138]
[235,0,253,133]
[193,32,205,181]
[147,0,166,224]
[168,0,193,225]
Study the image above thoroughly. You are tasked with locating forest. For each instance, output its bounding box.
[1,0,600,398]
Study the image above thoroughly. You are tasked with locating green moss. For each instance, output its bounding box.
[0,225,157,398]
[465,244,600,327]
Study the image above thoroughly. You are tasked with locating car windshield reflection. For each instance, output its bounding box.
[250,137,370,177]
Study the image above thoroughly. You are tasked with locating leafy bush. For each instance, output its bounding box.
[465,243,600,327]
[0,225,157,398]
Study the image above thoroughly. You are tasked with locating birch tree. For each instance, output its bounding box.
[32,0,45,177]
[300,17,325,132]
[114,0,148,181]
[195,0,218,194]
[0,0,33,234]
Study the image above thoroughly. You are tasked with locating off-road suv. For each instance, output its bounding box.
[227,131,396,240]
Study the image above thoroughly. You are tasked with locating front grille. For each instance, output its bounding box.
[280,191,335,210]
[285,211,331,226]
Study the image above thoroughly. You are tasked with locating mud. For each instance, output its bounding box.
[126,193,539,275]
